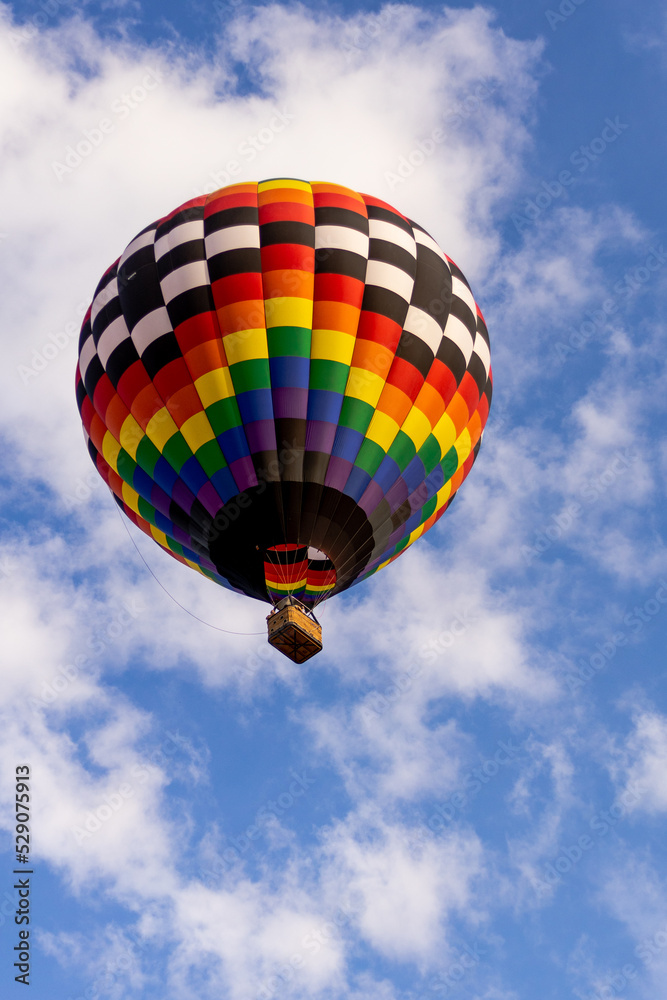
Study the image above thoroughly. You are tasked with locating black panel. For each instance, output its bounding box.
[260,221,315,248]
[119,263,165,329]
[314,206,369,233]
[205,206,258,232]
[395,331,434,379]
[368,238,416,276]
[156,238,206,278]
[315,248,367,281]
[366,204,414,234]
[167,285,214,328]
[361,285,410,326]
[207,248,262,282]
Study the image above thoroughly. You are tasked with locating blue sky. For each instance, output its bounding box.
[1,1,666,999]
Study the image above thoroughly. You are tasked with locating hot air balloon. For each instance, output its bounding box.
[76,179,491,663]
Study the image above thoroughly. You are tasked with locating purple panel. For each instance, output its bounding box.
[324,455,353,491]
[305,420,337,454]
[172,478,195,514]
[229,455,258,492]
[358,480,385,517]
[273,386,308,419]
[197,481,224,517]
[150,483,174,519]
[384,477,409,513]
[173,525,190,547]
[245,419,277,454]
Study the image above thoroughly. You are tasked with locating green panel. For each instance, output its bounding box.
[230,358,271,393]
[267,326,311,358]
[354,438,386,476]
[135,436,161,478]
[116,448,136,485]
[441,446,459,481]
[417,433,442,474]
[339,396,374,434]
[387,430,416,471]
[165,537,185,557]
[309,359,349,394]
[137,496,157,526]
[195,439,228,477]
[206,397,243,437]
[419,494,437,522]
[162,431,192,473]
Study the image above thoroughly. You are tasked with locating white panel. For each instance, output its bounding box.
[452,274,476,316]
[473,334,491,375]
[160,260,210,303]
[90,277,118,328]
[78,333,97,380]
[414,227,447,262]
[118,228,155,269]
[315,225,369,257]
[205,225,260,257]
[131,307,173,355]
[155,220,203,260]
[365,260,414,300]
[442,314,474,363]
[403,305,442,354]
[368,218,417,257]
[97,315,131,368]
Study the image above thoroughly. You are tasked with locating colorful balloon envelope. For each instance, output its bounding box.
[76,179,491,654]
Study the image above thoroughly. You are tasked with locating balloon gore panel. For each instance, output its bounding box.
[76,179,492,606]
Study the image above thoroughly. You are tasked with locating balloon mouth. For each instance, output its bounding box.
[263,543,337,608]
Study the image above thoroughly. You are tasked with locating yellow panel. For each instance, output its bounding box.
[102,430,121,472]
[345,367,385,406]
[264,296,313,329]
[181,411,215,452]
[146,408,179,451]
[195,368,235,407]
[259,178,311,193]
[150,524,169,548]
[432,411,457,454]
[365,409,399,451]
[401,407,432,451]
[454,428,472,466]
[311,329,356,364]
[435,480,453,507]
[223,328,268,365]
[121,481,141,515]
[119,414,143,459]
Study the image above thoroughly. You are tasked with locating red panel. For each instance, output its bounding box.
[385,356,423,400]
[261,244,315,273]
